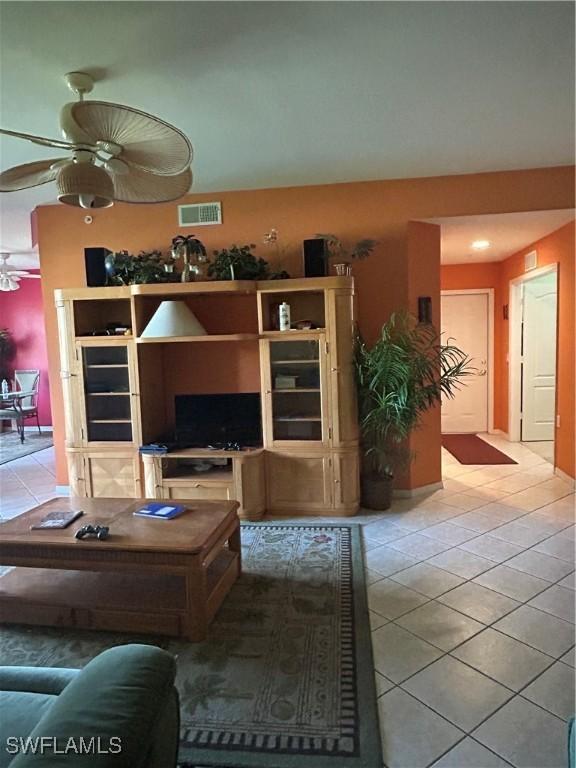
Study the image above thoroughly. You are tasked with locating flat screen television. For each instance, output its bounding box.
[174,393,262,447]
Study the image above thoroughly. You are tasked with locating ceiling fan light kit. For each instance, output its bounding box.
[0,72,193,209]
[56,160,114,209]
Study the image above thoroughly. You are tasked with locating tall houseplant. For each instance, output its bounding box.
[0,328,16,383]
[355,312,473,510]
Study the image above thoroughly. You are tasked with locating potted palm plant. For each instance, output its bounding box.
[355,312,473,510]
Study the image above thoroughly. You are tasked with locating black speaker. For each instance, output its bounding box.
[85,247,111,287]
[303,239,328,277]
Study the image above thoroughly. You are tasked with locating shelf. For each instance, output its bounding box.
[88,392,130,396]
[76,336,132,342]
[261,329,325,337]
[131,281,256,296]
[164,469,233,483]
[271,359,319,365]
[136,333,258,344]
[86,364,129,369]
[273,388,320,393]
[273,417,322,422]
[88,419,132,424]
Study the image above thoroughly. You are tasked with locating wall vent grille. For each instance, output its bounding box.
[524,250,537,272]
[178,202,222,227]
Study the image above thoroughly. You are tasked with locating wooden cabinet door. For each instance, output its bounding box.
[266,452,332,511]
[76,340,141,447]
[56,299,83,446]
[66,452,88,497]
[326,290,358,447]
[332,452,360,515]
[260,336,330,448]
[84,453,141,498]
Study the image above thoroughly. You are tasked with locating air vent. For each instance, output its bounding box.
[178,202,222,227]
[524,250,537,272]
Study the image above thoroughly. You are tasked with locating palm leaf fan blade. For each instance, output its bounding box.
[69,101,192,175]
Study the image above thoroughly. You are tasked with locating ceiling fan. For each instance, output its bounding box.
[0,252,41,291]
[0,72,193,209]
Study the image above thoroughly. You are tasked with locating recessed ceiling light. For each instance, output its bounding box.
[471,240,491,250]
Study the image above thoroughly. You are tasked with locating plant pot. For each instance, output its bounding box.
[361,474,393,511]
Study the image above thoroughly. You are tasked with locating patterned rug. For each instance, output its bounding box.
[0,523,381,768]
[0,431,53,465]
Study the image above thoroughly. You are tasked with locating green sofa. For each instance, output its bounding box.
[0,644,179,768]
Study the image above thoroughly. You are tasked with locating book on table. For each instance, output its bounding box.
[133,503,187,520]
[30,509,84,530]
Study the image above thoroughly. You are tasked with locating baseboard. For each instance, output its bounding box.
[393,480,443,498]
[55,485,70,495]
[489,429,510,439]
[554,467,575,488]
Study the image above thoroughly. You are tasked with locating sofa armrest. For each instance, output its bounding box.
[0,667,78,696]
[9,644,177,768]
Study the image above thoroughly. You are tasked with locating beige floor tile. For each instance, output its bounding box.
[427,548,495,579]
[397,601,484,651]
[374,671,395,697]
[402,655,512,731]
[493,605,575,658]
[420,521,479,546]
[369,610,388,631]
[521,661,576,720]
[368,578,430,620]
[459,534,524,563]
[557,571,575,590]
[533,533,575,563]
[378,688,464,768]
[489,520,552,547]
[387,532,452,560]
[559,647,575,668]
[450,511,502,533]
[438,493,488,512]
[451,628,554,691]
[473,696,567,768]
[528,584,575,623]
[473,564,550,602]
[364,544,418,577]
[390,562,465,599]
[371,623,442,683]
[505,549,574,583]
[430,737,511,767]
[438,582,520,624]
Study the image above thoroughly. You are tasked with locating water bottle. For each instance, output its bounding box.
[1,379,9,395]
[279,302,291,331]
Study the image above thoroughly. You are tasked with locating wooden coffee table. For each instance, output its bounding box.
[0,497,241,641]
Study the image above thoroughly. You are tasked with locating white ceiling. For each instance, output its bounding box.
[430,210,575,264]
[0,1,574,265]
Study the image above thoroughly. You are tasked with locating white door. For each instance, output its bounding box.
[521,272,557,441]
[441,292,489,433]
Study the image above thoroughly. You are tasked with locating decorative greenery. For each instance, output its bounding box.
[171,234,208,260]
[355,312,474,479]
[0,328,16,381]
[315,233,379,262]
[105,250,172,285]
[208,244,289,281]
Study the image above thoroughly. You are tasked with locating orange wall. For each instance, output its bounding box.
[35,165,575,487]
[441,220,575,478]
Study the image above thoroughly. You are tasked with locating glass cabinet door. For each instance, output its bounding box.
[268,339,325,442]
[81,345,133,442]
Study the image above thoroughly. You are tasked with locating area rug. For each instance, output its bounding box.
[0,431,53,465]
[0,523,382,768]
[442,433,517,465]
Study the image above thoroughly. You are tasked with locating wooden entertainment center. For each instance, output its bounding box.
[55,277,359,519]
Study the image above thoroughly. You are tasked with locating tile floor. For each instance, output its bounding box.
[0,434,574,768]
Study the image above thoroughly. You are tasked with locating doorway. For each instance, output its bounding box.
[440,289,494,433]
[509,265,558,463]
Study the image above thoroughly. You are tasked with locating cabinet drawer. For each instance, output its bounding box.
[164,482,235,502]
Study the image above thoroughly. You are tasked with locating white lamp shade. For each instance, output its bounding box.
[141,300,206,338]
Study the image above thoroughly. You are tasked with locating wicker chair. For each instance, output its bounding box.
[14,369,41,435]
